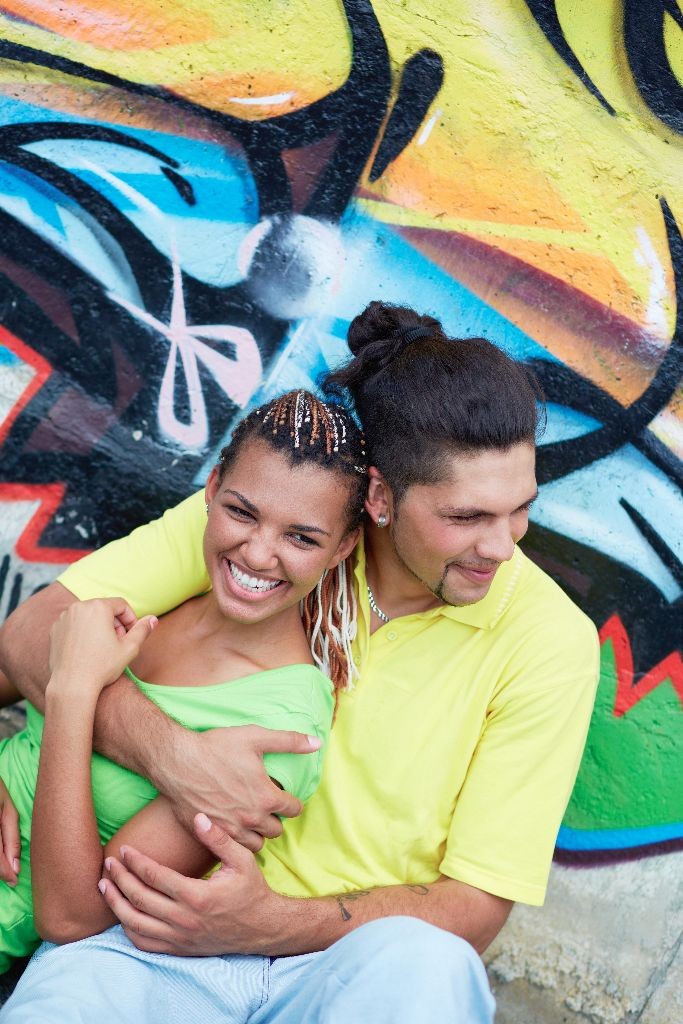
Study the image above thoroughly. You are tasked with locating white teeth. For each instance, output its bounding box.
[228,561,281,593]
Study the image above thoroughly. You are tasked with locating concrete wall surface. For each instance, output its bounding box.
[487,855,683,1024]
[0,0,681,1018]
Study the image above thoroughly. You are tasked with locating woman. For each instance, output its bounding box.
[0,390,366,972]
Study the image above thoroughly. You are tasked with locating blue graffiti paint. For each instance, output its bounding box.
[558,820,683,851]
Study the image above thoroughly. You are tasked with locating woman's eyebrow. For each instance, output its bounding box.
[290,522,331,537]
[225,489,259,515]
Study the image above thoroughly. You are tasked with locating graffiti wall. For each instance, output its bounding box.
[0,0,680,862]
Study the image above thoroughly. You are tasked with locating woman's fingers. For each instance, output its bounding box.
[99,873,175,945]
[0,787,20,886]
[122,930,176,954]
[49,600,157,692]
[0,840,18,886]
[103,853,190,926]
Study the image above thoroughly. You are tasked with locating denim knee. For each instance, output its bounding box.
[342,916,481,975]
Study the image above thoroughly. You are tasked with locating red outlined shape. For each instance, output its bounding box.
[0,326,52,444]
[600,614,683,717]
[0,483,90,564]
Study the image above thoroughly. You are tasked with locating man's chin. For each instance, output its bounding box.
[437,572,496,607]
[439,591,487,608]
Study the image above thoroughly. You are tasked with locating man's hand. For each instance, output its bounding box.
[160,726,321,852]
[100,813,288,956]
[0,779,20,887]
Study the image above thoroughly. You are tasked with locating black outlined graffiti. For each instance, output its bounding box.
[523,0,615,115]
[525,0,683,134]
[0,0,445,549]
[535,198,683,487]
[531,197,682,686]
[0,3,679,668]
[369,48,444,181]
[624,0,683,135]
[0,2,680,865]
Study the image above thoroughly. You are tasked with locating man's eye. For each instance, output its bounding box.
[228,505,253,519]
[452,515,479,524]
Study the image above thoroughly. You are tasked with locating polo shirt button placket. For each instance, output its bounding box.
[387,631,398,641]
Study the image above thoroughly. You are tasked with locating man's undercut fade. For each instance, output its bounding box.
[323,301,545,502]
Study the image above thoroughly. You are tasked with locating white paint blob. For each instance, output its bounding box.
[239,214,344,320]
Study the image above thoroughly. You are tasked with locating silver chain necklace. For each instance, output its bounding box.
[367,584,391,623]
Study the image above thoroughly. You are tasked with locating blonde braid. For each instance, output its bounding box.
[302,554,359,699]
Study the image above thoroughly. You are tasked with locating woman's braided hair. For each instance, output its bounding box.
[217,390,367,693]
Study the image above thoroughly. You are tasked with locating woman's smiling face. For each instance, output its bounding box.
[203,438,359,625]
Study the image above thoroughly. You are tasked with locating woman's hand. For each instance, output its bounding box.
[100,814,289,955]
[48,598,158,697]
[0,778,20,887]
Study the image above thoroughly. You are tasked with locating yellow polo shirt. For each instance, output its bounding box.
[59,490,599,905]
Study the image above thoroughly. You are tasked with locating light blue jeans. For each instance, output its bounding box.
[0,917,495,1023]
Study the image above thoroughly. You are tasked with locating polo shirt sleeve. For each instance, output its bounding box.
[440,608,600,906]
[58,491,210,617]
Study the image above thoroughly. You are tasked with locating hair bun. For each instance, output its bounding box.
[347,301,443,364]
[323,302,446,408]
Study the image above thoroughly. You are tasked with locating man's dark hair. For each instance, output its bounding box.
[323,301,544,501]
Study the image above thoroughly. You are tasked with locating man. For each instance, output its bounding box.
[0,303,599,1022]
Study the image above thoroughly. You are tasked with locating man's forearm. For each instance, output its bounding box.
[102,818,513,956]
[0,583,75,710]
[92,677,186,786]
[267,878,511,956]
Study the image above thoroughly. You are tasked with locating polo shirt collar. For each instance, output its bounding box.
[354,531,523,632]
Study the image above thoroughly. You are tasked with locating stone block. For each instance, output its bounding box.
[637,937,683,1024]
[485,854,683,1024]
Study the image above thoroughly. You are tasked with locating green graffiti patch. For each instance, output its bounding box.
[564,640,683,832]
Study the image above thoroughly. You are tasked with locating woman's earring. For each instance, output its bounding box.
[377,513,388,528]
[205,502,210,515]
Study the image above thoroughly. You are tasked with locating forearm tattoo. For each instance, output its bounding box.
[334,884,430,920]
[334,891,371,921]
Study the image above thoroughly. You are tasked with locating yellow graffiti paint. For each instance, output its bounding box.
[0,0,680,424]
